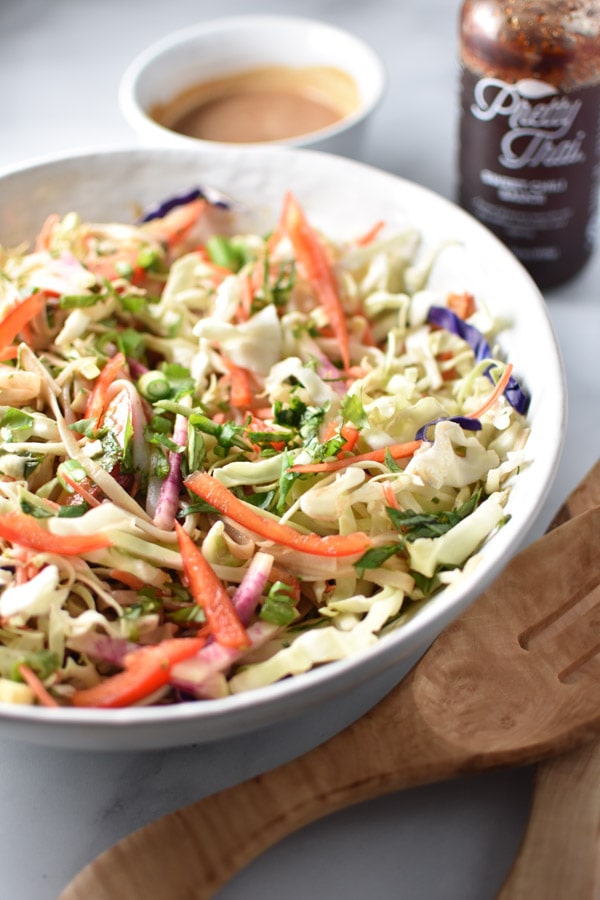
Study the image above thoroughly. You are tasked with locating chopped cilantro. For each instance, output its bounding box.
[355,544,403,571]
[12,649,60,682]
[354,492,483,578]
[386,491,481,540]
[341,393,368,428]
[0,408,34,442]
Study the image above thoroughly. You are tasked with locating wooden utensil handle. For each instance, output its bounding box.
[59,684,473,900]
[497,738,600,900]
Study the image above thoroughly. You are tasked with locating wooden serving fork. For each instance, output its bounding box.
[499,461,600,900]
[61,462,600,900]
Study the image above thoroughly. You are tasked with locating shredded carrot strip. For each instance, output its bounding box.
[446,291,476,320]
[0,346,19,361]
[355,219,385,246]
[469,364,513,420]
[60,471,101,507]
[382,482,401,509]
[281,192,351,371]
[17,663,59,708]
[289,440,423,474]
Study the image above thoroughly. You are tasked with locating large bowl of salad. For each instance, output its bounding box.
[0,146,564,750]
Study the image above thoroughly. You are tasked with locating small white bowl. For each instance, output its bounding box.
[118,15,386,157]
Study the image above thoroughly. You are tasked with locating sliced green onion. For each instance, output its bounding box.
[138,371,171,401]
[137,247,163,271]
[57,459,89,492]
[260,581,297,626]
[206,235,245,272]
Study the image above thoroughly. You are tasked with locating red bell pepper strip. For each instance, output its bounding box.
[222,356,253,409]
[280,192,351,371]
[382,482,401,510]
[71,636,207,708]
[0,510,113,555]
[84,352,127,421]
[184,472,372,558]
[0,293,47,350]
[174,521,249,649]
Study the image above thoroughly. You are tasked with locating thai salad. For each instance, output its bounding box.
[0,188,530,709]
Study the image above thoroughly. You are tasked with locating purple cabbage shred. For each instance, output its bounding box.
[139,186,230,223]
[416,416,482,441]
[427,306,530,415]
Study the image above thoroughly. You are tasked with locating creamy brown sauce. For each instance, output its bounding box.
[151,65,360,143]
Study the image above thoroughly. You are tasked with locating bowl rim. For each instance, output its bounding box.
[0,144,566,745]
[118,14,387,150]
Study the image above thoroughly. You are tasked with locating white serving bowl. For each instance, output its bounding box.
[0,146,565,751]
[118,16,385,157]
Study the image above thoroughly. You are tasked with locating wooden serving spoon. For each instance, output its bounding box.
[61,462,600,900]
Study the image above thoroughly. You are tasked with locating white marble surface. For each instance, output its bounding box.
[0,1,598,898]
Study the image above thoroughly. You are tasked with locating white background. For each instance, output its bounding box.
[1,1,599,898]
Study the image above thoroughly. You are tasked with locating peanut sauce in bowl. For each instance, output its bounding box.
[119,16,385,156]
[150,65,360,144]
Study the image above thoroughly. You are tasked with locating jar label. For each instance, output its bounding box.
[459,69,600,286]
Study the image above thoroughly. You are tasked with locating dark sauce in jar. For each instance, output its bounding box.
[458,1,600,288]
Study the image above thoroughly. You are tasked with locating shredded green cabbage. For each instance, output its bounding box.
[0,194,530,706]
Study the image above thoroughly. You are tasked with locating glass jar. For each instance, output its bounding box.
[458,0,600,289]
